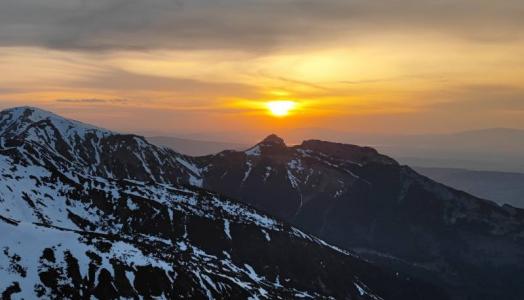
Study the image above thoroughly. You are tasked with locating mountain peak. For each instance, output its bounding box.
[0,106,113,139]
[2,106,64,122]
[260,134,286,146]
[244,134,287,156]
[5,105,52,114]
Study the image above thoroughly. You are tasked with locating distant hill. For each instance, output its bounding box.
[373,128,524,173]
[147,136,249,156]
[415,167,524,208]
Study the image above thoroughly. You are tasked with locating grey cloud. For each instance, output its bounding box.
[0,0,523,52]
[0,88,25,95]
[70,68,260,99]
[55,98,129,104]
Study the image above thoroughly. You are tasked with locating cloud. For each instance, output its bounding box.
[0,87,24,95]
[55,98,128,104]
[68,68,260,100]
[0,0,523,52]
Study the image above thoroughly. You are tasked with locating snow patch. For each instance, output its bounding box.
[224,220,232,240]
[245,145,261,156]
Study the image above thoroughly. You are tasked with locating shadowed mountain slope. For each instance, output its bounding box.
[192,134,524,300]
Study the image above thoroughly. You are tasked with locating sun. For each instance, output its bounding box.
[266,101,296,117]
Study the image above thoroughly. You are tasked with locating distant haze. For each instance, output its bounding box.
[147,136,249,156]
[148,128,524,173]
[415,167,524,209]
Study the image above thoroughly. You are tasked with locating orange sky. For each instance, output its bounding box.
[1,0,523,140]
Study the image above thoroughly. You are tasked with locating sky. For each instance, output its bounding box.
[1,0,523,139]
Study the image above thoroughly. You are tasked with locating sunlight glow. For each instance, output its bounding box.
[267,101,296,117]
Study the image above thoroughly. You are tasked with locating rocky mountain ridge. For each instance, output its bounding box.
[192,134,524,299]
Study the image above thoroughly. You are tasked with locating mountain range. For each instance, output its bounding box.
[1,106,523,299]
[0,107,443,299]
[144,136,524,210]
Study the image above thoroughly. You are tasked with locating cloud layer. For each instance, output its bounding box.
[1,0,523,51]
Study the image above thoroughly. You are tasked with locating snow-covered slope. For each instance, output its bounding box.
[0,106,113,139]
[0,107,201,185]
[0,107,445,299]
